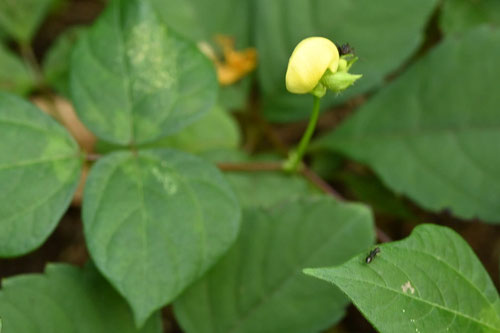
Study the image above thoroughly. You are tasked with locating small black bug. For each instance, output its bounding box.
[365,247,380,264]
[337,43,355,56]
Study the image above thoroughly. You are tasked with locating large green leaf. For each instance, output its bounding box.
[202,150,318,207]
[43,26,85,98]
[96,106,240,154]
[305,224,500,333]
[83,149,241,326]
[70,0,217,145]
[0,44,34,95]
[174,197,375,333]
[0,92,82,257]
[146,0,252,110]
[0,263,162,332]
[315,26,500,223]
[141,106,241,153]
[147,0,250,48]
[440,0,500,35]
[0,0,56,42]
[255,0,438,122]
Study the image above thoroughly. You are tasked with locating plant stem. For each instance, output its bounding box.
[283,95,321,172]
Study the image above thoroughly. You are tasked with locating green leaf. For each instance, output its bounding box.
[96,106,240,155]
[43,26,85,98]
[70,0,218,145]
[203,150,318,207]
[146,0,253,111]
[0,263,162,332]
[0,44,34,95]
[83,149,241,326]
[0,92,82,257]
[0,0,56,42]
[255,0,438,122]
[440,0,500,35]
[339,172,416,221]
[305,224,500,333]
[315,26,500,223]
[147,0,250,47]
[142,106,241,153]
[174,196,375,333]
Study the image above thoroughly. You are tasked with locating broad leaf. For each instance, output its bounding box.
[0,92,82,257]
[315,26,500,223]
[70,0,217,145]
[255,0,438,122]
[0,44,34,95]
[305,224,500,333]
[0,263,162,332]
[83,149,241,326]
[203,150,318,207]
[43,26,85,97]
[0,0,56,42]
[147,0,250,47]
[141,106,240,153]
[96,106,240,154]
[440,0,500,35]
[174,197,375,333]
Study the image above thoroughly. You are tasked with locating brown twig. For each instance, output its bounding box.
[85,153,102,162]
[301,166,344,201]
[216,161,283,172]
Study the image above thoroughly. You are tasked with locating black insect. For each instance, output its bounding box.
[337,43,355,56]
[365,247,380,264]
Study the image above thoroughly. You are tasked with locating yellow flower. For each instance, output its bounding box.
[285,37,340,94]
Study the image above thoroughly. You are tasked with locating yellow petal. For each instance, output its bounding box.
[285,37,339,94]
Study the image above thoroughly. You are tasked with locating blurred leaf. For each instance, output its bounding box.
[83,149,241,326]
[255,0,438,122]
[0,44,34,95]
[203,150,319,207]
[147,0,250,47]
[0,0,57,42]
[43,26,85,98]
[0,263,162,332]
[305,224,500,333]
[143,106,241,153]
[70,0,217,145]
[174,197,375,333]
[97,106,240,154]
[310,151,344,180]
[340,172,416,220]
[147,0,252,110]
[316,26,500,223]
[0,92,82,257]
[440,0,500,35]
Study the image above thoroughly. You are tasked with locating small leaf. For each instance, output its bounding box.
[0,263,162,332]
[0,92,82,257]
[70,0,217,145]
[315,26,500,223]
[174,196,375,333]
[256,0,438,122]
[83,149,241,326]
[43,26,85,97]
[0,44,35,95]
[0,0,57,42]
[440,0,500,35]
[305,224,500,333]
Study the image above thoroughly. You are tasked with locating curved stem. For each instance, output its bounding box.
[283,95,321,172]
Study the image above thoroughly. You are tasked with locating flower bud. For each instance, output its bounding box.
[285,37,339,94]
